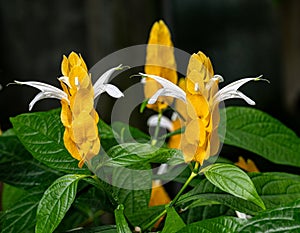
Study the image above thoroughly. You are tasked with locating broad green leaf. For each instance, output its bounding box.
[238,199,300,232]
[223,106,300,167]
[132,205,165,229]
[35,174,88,233]
[202,163,265,209]
[54,207,87,232]
[98,143,184,168]
[0,135,60,190]
[114,204,131,233]
[177,216,243,233]
[67,225,117,233]
[180,204,234,224]
[1,128,15,136]
[178,172,300,216]
[161,207,186,233]
[0,160,60,190]
[111,121,150,143]
[178,199,300,232]
[177,178,262,215]
[250,172,300,208]
[1,184,28,210]
[0,135,31,162]
[10,109,90,174]
[111,164,152,226]
[98,119,118,151]
[0,189,43,233]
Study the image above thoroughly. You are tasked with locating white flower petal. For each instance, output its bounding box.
[236,210,252,219]
[148,89,164,104]
[139,73,186,104]
[147,115,173,131]
[58,76,72,88]
[103,84,124,98]
[94,64,126,99]
[214,76,265,105]
[14,80,68,110]
[157,163,168,175]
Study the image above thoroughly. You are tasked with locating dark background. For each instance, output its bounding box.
[0,0,300,171]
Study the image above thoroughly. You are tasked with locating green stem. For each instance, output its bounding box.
[142,208,167,231]
[143,162,200,230]
[169,162,199,207]
[151,111,163,146]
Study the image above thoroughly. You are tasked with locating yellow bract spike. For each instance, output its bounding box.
[179,51,221,165]
[144,20,178,112]
[59,52,100,168]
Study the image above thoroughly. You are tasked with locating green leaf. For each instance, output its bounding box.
[111,164,152,226]
[111,121,150,143]
[35,174,88,233]
[132,205,165,229]
[250,172,300,208]
[180,204,234,224]
[177,216,243,233]
[202,163,265,209]
[0,160,60,190]
[10,109,90,174]
[177,176,262,215]
[98,143,184,168]
[114,204,132,233]
[178,199,300,232]
[1,184,28,210]
[67,225,117,233]
[178,172,300,216]
[161,207,186,233]
[98,119,118,151]
[238,199,300,232]
[223,106,300,167]
[0,189,43,233]
[0,135,31,163]
[0,135,60,190]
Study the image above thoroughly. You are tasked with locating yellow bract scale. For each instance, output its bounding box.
[144,20,178,112]
[235,156,259,172]
[60,52,100,168]
[167,118,183,149]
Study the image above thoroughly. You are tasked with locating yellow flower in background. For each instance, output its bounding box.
[14,52,125,168]
[144,20,178,112]
[141,51,266,166]
[235,156,259,172]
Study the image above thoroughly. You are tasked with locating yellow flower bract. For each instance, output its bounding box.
[60,52,100,168]
[235,156,259,172]
[180,52,221,165]
[144,20,178,112]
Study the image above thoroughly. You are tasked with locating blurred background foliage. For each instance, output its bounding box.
[0,0,300,170]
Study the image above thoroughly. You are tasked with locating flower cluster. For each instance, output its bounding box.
[141,21,266,165]
[14,52,124,167]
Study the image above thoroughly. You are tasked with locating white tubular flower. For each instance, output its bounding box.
[13,81,69,111]
[214,75,267,105]
[147,115,174,131]
[139,73,186,104]
[13,64,126,111]
[142,72,267,108]
[94,65,127,99]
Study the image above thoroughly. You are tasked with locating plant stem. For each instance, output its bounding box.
[151,111,163,146]
[142,208,167,231]
[143,162,200,230]
[169,162,199,207]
